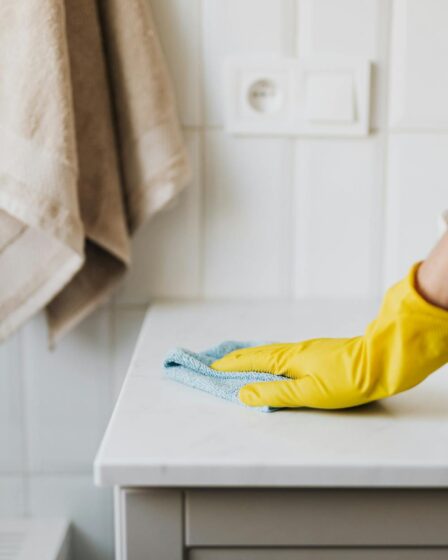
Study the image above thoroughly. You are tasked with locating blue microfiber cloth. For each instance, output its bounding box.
[164,341,288,412]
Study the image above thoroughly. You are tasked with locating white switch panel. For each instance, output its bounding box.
[305,72,354,123]
[224,55,371,137]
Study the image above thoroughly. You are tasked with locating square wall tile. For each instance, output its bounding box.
[111,307,146,402]
[22,310,112,473]
[150,0,202,126]
[29,475,113,560]
[202,0,296,125]
[0,334,23,472]
[293,137,383,298]
[204,131,292,298]
[297,0,383,57]
[384,134,448,286]
[297,0,390,129]
[0,477,25,516]
[116,131,201,303]
[389,0,448,130]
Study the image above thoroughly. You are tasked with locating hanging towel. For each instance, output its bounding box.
[164,342,288,412]
[0,0,190,343]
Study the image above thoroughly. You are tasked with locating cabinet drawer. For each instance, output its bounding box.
[189,549,448,560]
[186,489,448,547]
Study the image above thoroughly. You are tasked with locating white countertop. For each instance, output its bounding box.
[94,300,448,488]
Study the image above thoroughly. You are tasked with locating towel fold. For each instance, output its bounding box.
[0,0,190,342]
[164,342,288,412]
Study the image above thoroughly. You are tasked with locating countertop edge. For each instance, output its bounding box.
[94,462,448,488]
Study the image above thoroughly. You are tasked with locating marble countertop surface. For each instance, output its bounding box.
[94,300,448,488]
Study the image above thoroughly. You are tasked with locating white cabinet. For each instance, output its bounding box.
[115,488,448,559]
[189,550,448,560]
[186,489,448,547]
[94,302,448,559]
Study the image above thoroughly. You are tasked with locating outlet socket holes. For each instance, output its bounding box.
[248,78,283,114]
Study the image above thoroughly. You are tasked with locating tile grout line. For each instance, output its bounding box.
[290,0,302,299]
[106,303,116,421]
[17,328,30,516]
[376,0,394,296]
[285,0,299,299]
[282,139,296,300]
[109,303,119,404]
[290,0,299,56]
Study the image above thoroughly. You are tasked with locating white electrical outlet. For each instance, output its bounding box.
[224,57,296,136]
[224,55,371,137]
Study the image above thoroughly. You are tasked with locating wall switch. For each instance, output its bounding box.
[297,56,370,136]
[224,55,371,137]
[305,72,354,123]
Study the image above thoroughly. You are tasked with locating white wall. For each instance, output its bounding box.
[1,0,447,558]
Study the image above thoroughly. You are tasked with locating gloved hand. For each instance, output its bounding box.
[212,263,448,409]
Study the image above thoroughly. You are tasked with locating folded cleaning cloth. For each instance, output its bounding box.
[164,341,288,412]
[0,0,190,343]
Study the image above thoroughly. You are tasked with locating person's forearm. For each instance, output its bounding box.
[416,231,448,310]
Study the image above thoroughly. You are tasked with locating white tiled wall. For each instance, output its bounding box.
[202,0,296,124]
[293,137,384,297]
[385,134,448,284]
[297,0,391,128]
[389,0,448,130]
[1,1,447,558]
[203,132,292,297]
[0,334,23,473]
[22,311,112,473]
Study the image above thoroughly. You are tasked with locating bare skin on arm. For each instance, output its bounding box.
[417,231,448,310]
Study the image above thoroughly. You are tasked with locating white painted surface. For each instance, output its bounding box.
[190,550,448,560]
[118,489,183,560]
[186,489,448,546]
[95,301,448,488]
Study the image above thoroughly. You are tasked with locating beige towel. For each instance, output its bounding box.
[0,0,190,343]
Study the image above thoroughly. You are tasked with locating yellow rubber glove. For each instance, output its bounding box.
[212,263,448,409]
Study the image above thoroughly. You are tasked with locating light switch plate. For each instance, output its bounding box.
[224,55,371,137]
[305,72,354,123]
[297,55,371,136]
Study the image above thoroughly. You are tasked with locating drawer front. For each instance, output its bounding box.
[186,489,448,547]
[189,549,448,560]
